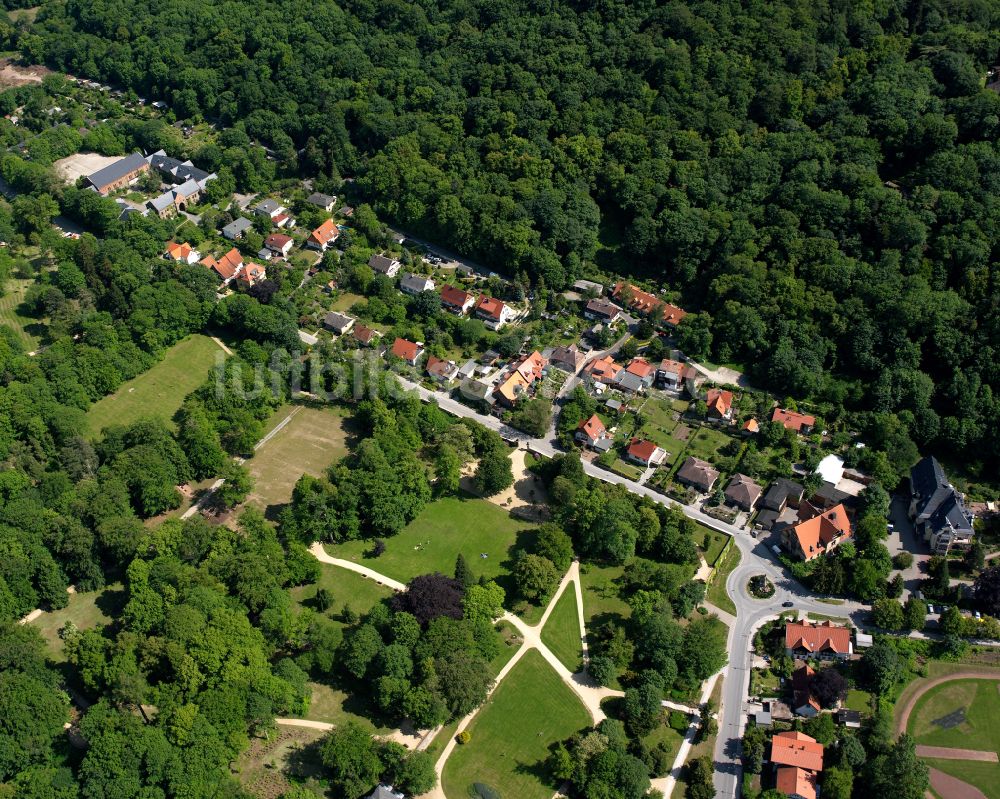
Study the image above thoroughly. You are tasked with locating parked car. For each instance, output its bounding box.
[782,601,794,608]
[771,545,781,556]
[926,605,935,615]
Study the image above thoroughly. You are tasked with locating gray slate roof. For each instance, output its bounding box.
[400,273,434,293]
[369,254,399,273]
[223,217,253,237]
[763,478,804,511]
[147,150,213,185]
[147,192,174,212]
[307,192,337,207]
[911,456,974,535]
[87,151,148,189]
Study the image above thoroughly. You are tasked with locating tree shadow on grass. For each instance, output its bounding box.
[94,587,127,619]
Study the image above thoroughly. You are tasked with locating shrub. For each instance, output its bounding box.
[668,710,689,732]
[456,730,471,745]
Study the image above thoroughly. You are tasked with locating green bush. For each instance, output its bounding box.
[456,730,471,745]
[668,710,689,732]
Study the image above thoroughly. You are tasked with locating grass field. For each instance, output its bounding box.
[85,334,224,436]
[329,292,365,312]
[908,678,1000,752]
[324,495,535,592]
[699,527,729,566]
[289,561,393,620]
[845,688,873,713]
[29,584,125,662]
[922,759,1000,799]
[244,404,353,514]
[0,276,46,349]
[611,458,644,480]
[442,649,591,799]
[541,587,583,672]
[706,542,740,615]
[685,425,734,463]
[579,563,630,633]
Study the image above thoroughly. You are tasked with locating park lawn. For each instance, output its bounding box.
[579,563,630,634]
[684,425,734,464]
[706,542,740,616]
[0,276,46,350]
[642,722,686,772]
[442,649,591,799]
[304,681,394,733]
[698,527,729,566]
[922,759,1000,799]
[85,334,225,436]
[908,678,1000,752]
[541,586,583,673]
[29,583,125,662]
[290,561,394,620]
[244,404,353,514]
[323,495,535,590]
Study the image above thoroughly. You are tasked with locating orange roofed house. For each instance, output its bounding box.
[576,414,607,448]
[784,619,853,660]
[770,730,823,799]
[201,247,244,282]
[781,502,852,561]
[611,282,687,327]
[164,241,201,265]
[496,351,547,406]
[584,355,622,385]
[772,407,816,434]
[440,284,476,315]
[307,218,340,251]
[705,387,734,420]
[390,337,423,367]
[235,263,266,288]
[474,296,515,330]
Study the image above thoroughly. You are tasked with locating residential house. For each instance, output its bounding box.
[576,414,607,448]
[784,620,852,660]
[200,248,244,283]
[440,284,475,315]
[254,199,286,220]
[353,324,380,346]
[772,408,816,434]
[835,709,862,729]
[621,358,655,388]
[323,312,355,335]
[366,785,404,799]
[390,337,423,367]
[235,263,266,288]
[474,296,515,330]
[724,474,763,512]
[458,360,477,380]
[496,351,547,407]
[369,254,401,277]
[909,456,976,554]
[256,248,273,262]
[549,344,586,373]
[791,663,820,718]
[781,503,852,561]
[307,218,339,251]
[85,152,150,194]
[583,298,623,323]
[705,388,734,420]
[656,358,688,390]
[222,217,254,241]
[626,438,666,468]
[264,233,294,258]
[459,377,494,406]
[573,279,604,295]
[743,418,760,435]
[400,273,435,296]
[770,731,823,799]
[611,282,687,326]
[114,198,146,221]
[584,355,621,385]
[676,457,720,493]
[340,205,354,217]
[306,192,337,212]
[426,355,457,383]
[163,241,200,265]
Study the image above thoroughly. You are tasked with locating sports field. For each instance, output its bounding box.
[442,649,591,799]
[85,334,225,435]
[908,678,1000,752]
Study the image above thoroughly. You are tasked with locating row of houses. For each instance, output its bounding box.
[164,241,267,288]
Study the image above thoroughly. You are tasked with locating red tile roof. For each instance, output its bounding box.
[201,246,244,280]
[585,355,621,383]
[772,407,816,432]
[784,620,852,656]
[236,263,265,285]
[577,414,606,442]
[626,358,654,379]
[706,388,733,417]
[743,418,759,433]
[776,767,818,799]
[770,731,824,772]
[353,324,377,345]
[309,218,339,248]
[440,284,474,309]
[391,337,420,361]
[265,233,293,250]
[475,295,506,320]
[787,503,852,560]
[165,241,196,261]
[627,438,660,464]
[611,282,687,324]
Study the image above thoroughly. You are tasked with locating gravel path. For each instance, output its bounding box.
[928,768,988,799]
[917,745,998,762]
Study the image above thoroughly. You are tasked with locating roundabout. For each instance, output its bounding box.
[747,573,775,599]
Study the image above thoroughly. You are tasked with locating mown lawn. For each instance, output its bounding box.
[289,561,393,620]
[329,292,365,312]
[706,542,740,615]
[579,563,630,634]
[698,527,729,566]
[324,495,535,591]
[684,425,734,464]
[85,334,225,436]
[442,649,591,799]
[0,276,46,350]
[541,586,583,673]
[29,584,126,662]
[908,678,1000,753]
[244,404,353,514]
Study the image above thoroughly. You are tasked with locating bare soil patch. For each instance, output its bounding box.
[54,151,123,185]
[236,726,326,799]
[928,768,988,799]
[918,746,999,762]
[0,58,50,89]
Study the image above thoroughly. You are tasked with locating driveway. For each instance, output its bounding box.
[887,495,929,598]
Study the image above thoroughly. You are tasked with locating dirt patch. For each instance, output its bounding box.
[917,746,999,762]
[675,424,690,441]
[53,152,124,185]
[460,448,549,521]
[928,768,988,799]
[0,59,50,89]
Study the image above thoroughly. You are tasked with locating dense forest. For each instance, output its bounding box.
[19,0,1000,474]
